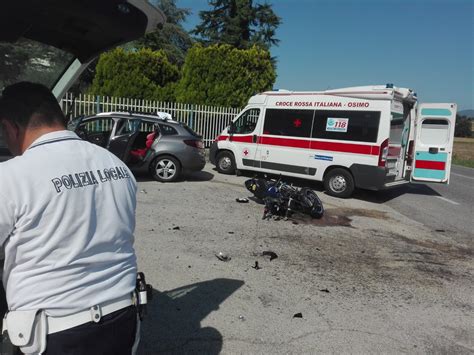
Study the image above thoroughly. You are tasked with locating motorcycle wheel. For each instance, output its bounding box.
[301,188,324,219]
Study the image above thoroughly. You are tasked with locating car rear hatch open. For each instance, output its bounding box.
[0,0,166,98]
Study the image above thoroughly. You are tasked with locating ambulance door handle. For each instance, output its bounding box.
[252,135,257,143]
[429,147,438,154]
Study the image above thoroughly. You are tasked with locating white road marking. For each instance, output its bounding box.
[435,196,460,205]
[451,172,474,181]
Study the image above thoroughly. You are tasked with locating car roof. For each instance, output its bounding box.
[0,0,166,62]
[85,111,181,125]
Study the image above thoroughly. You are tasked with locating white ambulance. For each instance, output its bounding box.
[209,85,457,198]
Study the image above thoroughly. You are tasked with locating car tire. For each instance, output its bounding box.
[216,151,236,175]
[323,168,354,198]
[150,155,181,182]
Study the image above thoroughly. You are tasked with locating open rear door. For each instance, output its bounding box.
[411,103,457,183]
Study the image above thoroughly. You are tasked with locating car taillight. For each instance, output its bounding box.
[184,140,204,149]
[378,138,389,167]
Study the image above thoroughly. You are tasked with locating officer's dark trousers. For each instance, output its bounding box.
[44,306,137,355]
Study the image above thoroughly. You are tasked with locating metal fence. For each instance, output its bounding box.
[60,93,242,147]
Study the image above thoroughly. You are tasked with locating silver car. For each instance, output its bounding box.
[70,112,206,182]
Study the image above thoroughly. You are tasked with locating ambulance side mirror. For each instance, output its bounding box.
[228,122,236,134]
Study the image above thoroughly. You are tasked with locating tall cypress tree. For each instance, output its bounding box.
[137,0,194,67]
[192,0,281,50]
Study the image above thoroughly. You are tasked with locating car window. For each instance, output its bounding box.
[0,38,75,91]
[77,118,114,136]
[182,124,200,137]
[159,124,178,136]
[116,119,141,135]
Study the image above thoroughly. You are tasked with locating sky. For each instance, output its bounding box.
[178,0,473,111]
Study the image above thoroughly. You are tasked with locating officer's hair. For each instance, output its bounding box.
[0,82,66,128]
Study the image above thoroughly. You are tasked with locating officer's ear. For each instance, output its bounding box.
[1,119,22,155]
[2,119,19,139]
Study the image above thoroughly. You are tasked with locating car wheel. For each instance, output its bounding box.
[151,156,181,182]
[323,168,354,198]
[216,151,236,174]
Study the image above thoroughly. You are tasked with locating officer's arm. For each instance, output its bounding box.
[0,192,14,247]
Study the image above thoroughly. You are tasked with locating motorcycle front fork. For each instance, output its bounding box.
[284,197,294,220]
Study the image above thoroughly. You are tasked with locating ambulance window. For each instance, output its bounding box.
[312,110,380,142]
[420,119,449,145]
[263,109,314,138]
[233,109,260,134]
[389,119,404,144]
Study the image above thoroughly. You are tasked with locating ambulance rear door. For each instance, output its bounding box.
[411,103,457,183]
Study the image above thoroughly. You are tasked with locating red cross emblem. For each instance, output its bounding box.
[293,119,302,128]
[243,149,249,156]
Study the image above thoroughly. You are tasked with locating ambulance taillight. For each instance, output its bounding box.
[378,139,389,167]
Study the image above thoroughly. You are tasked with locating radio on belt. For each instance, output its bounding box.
[135,272,153,320]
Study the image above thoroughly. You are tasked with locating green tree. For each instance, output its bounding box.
[136,0,194,67]
[175,44,275,107]
[455,115,472,137]
[192,0,281,50]
[89,48,179,101]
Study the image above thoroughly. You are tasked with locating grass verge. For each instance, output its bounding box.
[453,137,474,168]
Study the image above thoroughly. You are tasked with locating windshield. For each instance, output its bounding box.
[0,38,75,92]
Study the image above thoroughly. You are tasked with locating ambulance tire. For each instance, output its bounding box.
[324,168,354,198]
[216,151,236,175]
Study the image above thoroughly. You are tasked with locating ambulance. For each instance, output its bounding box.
[209,85,457,198]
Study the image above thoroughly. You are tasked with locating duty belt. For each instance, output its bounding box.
[47,294,133,334]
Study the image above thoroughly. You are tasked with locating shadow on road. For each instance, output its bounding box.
[184,170,214,182]
[138,278,244,354]
[353,183,442,203]
[134,170,214,183]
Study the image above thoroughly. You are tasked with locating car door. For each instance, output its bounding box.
[76,117,116,149]
[227,108,261,170]
[108,118,142,162]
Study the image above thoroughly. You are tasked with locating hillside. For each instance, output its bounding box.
[458,109,474,118]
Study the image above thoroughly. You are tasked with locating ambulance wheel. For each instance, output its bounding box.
[151,155,181,182]
[216,151,236,175]
[324,168,354,198]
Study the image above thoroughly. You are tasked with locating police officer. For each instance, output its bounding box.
[0,82,139,354]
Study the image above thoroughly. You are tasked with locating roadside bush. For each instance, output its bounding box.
[89,48,180,101]
[455,115,472,138]
[175,44,276,107]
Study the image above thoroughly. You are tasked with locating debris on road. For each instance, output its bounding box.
[252,261,262,270]
[262,251,278,261]
[293,313,303,318]
[216,252,231,262]
[319,288,330,293]
[236,197,249,203]
[172,226,180,230]
[238,315,246,321]
[140,189,147,194]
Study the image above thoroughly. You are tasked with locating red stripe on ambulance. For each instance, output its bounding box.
[219,135,380,155]
[415,160,446,170]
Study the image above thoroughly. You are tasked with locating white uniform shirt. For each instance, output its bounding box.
[0,130,137,316]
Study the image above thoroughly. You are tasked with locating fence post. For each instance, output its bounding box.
[95,95,101,114]
[189,104,195,130]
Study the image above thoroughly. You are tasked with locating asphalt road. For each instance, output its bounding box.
[134,164,473,354]
[353,165,473,240]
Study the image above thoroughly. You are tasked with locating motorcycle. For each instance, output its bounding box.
[244,176,324,220]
